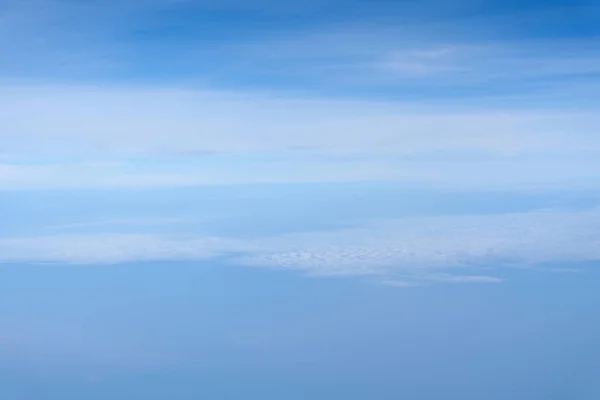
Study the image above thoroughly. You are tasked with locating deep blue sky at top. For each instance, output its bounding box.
[4,0,599,100]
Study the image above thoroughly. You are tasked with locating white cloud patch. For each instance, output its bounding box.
[0,2,599,262]
[1,2,599,191]
[1,84,600,190]
[3,84,597,157]
[52,217,213,230]
[0,234,248,265]
[236,208,600,280]
[2,208,599,286]
[427,274,504,283]
[380,274,504,287]
[228,25,600,89]
[0,157,443,190]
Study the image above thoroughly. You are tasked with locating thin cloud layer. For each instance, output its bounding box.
[1,0,599,191]
[2,84,599,157]
[238,208,600,277]
[0,234,248,265]
[2,207,599,285]
[1,84,600,190]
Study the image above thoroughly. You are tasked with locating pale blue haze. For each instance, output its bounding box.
[1,0,600,399]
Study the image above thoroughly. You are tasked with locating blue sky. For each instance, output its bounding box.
[1,0,600,188]
[1,0,600,399]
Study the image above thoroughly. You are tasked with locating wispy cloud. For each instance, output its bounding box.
[236,208,600,278]
[51,217,212,230]
[219,23,600,95]
[0,234,246,265]
[380,274,504,287]
[2,207,599,286]
[1,1,599,191]
[427,274,504,284]
[1,83,600,190]
[1,0,598,95]
[6,84,596,156]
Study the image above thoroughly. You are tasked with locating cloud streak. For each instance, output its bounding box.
[4,84,598,155]
[0,1,599,192]
[1,83,600,190]
[2,207,599,286]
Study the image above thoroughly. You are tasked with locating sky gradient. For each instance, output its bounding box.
[1,0,600,399]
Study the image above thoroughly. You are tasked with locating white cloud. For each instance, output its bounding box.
[427,274,504,283]
[52,217,211,230]
[236,208,600,279]
[2,207,599,285]
[1,83,600,190]
[1,1,599,191]
[0,84,590,156]
[380,279,425,287]
[0,156,446,190]
[228,24,600,86]
[2,0,599,94]
[380,275,504,286]
[0,234,248,265]
[3,83,600,157]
